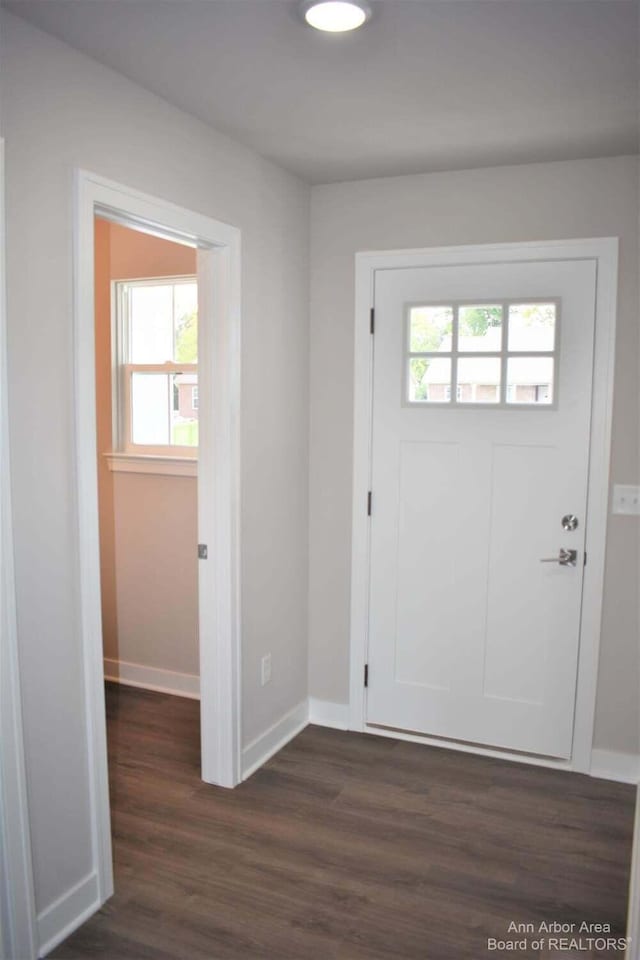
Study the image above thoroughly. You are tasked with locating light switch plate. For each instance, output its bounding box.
[612,484,640,516]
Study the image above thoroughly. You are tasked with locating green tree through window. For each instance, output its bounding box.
[459,305,502,336]
[175,308,197,363]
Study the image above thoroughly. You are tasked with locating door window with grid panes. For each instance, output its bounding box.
[115,277,198,455]
[406,301,557,407]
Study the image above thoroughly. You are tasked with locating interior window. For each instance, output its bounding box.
[115,277,198,454]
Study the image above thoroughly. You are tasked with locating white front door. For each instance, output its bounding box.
[367,258,596,759]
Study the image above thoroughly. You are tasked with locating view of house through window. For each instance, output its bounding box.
[116,277,198,453]
[407,301,557,406]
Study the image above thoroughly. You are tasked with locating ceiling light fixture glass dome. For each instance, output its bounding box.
[300,0,372,33]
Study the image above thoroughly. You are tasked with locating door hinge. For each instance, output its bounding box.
[198,544,208,560]
[367,491,372,516]
[364,664,369,688]
[370,307,375,335]
[584,551,587,566]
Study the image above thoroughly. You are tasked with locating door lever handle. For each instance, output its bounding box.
[540,548,577,567]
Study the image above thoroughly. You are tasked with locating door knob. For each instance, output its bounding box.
[540,548,578,567]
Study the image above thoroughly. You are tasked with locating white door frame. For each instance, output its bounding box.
[627,788,640,958]
[74,170,242,904]
[0,139,38,960]
[350,238,619,776]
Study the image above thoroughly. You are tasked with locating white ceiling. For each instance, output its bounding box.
[4,0,638,184]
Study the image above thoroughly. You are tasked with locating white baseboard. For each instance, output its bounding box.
[308,697,350,730]
[241,701,308,781]
[103,658,200,700]
[32,714,638,960]
[100,672,640,785]
[309,701,639,786]
[37,871,100,957]
[591,748,640,784]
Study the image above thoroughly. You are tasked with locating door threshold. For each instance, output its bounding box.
[363,721,577,774]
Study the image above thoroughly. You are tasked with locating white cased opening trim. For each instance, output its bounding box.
[350,238,619,776]
[73,170,242,939]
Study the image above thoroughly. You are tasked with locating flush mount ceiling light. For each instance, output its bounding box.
[300,0,372,33]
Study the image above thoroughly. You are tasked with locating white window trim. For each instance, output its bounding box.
[104,453,197,477]
[112,276,199,459]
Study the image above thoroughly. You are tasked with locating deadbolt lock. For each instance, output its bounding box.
[561,514,578,532]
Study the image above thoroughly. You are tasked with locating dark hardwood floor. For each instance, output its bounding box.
[51,684,635,959]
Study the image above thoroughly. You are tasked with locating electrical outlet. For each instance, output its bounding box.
[612,484,640,516]
[261,653,272,686]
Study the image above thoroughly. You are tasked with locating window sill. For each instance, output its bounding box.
[104,453,198,478]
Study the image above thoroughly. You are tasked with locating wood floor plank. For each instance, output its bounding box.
[50,684,635,959]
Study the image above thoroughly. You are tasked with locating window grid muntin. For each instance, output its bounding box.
[405,298,559,408]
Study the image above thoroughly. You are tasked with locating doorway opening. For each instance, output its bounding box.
[74,171,241,908]
[95,218,201,705]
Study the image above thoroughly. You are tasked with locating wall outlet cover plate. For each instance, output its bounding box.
[612,484,640,516]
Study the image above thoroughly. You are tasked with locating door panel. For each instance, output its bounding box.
[483,443,557,706]
[395,441,460,692]
[366,260,596,759]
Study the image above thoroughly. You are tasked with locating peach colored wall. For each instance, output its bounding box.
[109,221,196,280]
[94,218,118,657]
[95,218,200,678]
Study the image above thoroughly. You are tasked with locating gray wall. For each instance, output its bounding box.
[308,155,639,757]
[2,3,638,942]
[2,10,310,918]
